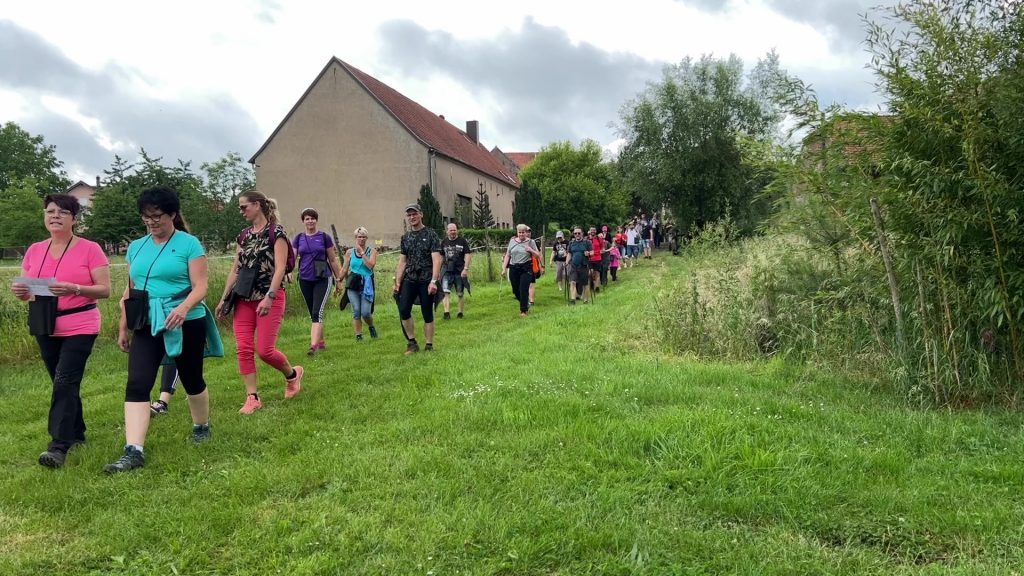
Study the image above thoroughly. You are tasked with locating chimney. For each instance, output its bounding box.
[466,120,479,143]
[95,176,101,188]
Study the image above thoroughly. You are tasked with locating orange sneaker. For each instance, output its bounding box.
[239,394,262,414]
[284,366,304,399]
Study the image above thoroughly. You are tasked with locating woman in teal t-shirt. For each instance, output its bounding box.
[104,186,214,474]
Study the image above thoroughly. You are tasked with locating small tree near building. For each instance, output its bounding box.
[473,184,495,228]
[418,183,443,235]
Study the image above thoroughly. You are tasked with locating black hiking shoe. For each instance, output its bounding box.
[38,449,66,469]
[103,445,145,474]
[405,340,419,355]
[191,424,212,444]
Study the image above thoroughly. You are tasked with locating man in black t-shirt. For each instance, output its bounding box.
[394,203,442,354]
[440,223,472,320]
[550,230,569,292]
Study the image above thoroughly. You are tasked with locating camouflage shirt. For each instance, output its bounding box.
[400,227,441,283]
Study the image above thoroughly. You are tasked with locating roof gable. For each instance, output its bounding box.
[252,57,519,188]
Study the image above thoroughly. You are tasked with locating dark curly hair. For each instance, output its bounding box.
[138,186,190,232]
[42,194,82,218]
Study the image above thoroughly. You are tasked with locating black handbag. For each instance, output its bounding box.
[314,260,330,279]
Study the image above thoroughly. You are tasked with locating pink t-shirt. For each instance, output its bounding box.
[609,245,621,267]
[21,238,109,336]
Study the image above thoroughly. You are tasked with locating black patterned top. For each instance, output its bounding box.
[400,227,441,283]
[238,223,288,301]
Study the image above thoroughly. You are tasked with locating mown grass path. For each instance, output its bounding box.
[2,253,1023,574]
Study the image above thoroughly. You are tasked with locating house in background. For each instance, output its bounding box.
[65,177,100,209]
[250,57,520,247]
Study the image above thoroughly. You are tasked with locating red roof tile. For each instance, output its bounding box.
[505,152,537,169]
[252,57,519,188]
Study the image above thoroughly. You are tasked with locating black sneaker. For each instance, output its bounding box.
[424,343,434,352]
[404,340,419,355]
[356,334,364,342]
[38,449,66,469]
[191,424,212,444]
[150,400,169,415]
[103,445,145,474]
[443,312,451,320]
[369,326,379,338]
[457,312,463,319]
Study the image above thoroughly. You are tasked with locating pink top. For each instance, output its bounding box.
[609,245,621,267]
[22,238,109,336]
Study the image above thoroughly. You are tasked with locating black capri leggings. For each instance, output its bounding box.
[397,279,435,324]
[508,263,534,313]
[299,277,334,323]
[125,317,208,402]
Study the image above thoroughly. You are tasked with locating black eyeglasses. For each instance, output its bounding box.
[141,213,166,223]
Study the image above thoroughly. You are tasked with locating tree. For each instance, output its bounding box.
[512,178,544,233]
[0,179,46,246]
[0,122,70,196]
[201,152,255,201]
[518,140,627,230]
[617,54,785,236]
[417,183,443,235]
[473,184,495,228]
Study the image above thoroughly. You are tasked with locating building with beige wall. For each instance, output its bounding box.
[250,57,519,248]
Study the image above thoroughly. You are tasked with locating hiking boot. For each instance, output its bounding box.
[456,312,463,319]
[191,424,212,444]
[103,445,144,474]
[405,340,419,355]
[38,449,66,469]
[443,312,451,320]
[355,334,364,342]
[239,394,262,415]
[150,400,169,415]
[368,326,378,339]
[284,366,304,399]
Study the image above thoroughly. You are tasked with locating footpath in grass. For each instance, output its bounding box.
[2,253,1024,575]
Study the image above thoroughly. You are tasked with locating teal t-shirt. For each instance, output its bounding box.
[128,231,207,321]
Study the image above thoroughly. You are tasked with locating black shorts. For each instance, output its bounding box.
[588,260,602,271]
[571,265,590,287]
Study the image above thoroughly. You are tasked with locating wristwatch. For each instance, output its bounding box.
[266,290,277,300]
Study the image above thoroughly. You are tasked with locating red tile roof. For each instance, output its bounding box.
[505,152,537,169]
[252,57,519,188]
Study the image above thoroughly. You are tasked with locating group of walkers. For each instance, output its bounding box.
[11,188,663,472]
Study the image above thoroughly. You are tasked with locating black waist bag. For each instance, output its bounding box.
[232,266,258,299]
[28,297,98,336]
[28,296,58,336]
[314,260,330,278]
[347,274,364,291]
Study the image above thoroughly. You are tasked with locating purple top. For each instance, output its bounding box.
[292,231,335,282]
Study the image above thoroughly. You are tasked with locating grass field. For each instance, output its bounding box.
[2,249,1024,574]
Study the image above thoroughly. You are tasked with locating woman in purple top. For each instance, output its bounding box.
[10,194,111,469]
[292,208,342,355]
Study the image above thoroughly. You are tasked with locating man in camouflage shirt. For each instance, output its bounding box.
[393,203,442,354]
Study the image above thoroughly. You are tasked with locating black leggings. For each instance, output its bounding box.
[125,318,208,402]
[509,264,534,313]
[36,334,97,452]
[397,279,434,324]
[299,277,333,323]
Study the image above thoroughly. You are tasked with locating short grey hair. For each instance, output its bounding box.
[354,226,368,236]
[516,223,528,232]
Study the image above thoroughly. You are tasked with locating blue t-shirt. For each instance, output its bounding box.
[292,231,335,282]
[127,231,207,321]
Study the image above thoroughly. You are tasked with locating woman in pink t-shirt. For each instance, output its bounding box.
[10,194,110,469]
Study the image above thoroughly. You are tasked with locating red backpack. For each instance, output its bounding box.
[238,224,296,275]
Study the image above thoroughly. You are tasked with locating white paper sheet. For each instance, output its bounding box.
[14,277,56,297]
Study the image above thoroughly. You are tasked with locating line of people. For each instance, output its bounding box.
[12,189,661,472]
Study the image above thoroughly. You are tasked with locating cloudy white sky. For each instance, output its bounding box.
[1,0,892,183]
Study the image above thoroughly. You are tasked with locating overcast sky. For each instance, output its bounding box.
[0,0,892,183]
